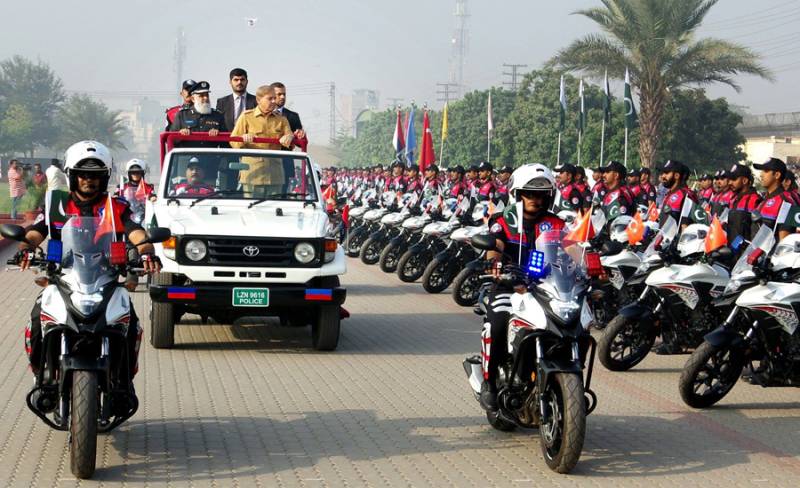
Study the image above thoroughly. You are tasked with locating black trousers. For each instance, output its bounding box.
[27,294,141,376]
[481,285,514,386]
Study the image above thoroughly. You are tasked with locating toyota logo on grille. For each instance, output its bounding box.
[242,245,260,257]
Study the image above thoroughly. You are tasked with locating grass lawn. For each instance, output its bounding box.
[0,182,45,215]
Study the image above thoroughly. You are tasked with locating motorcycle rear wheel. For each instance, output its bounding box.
[359,236,382,265]
[70,370,98,479]
[597,314,657,371]
[486,410,516,431]
[679,341,744,408]
[539,373,585,474]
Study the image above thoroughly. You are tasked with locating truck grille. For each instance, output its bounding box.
[180,237,322,268]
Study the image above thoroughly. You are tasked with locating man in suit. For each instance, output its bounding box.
[216,68,257,131]
[271,82,308,150]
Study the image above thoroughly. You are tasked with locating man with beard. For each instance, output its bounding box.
[591,165,608,204]
[598,161,635,226]
[216,68,257,131]
[169,81,227,145]
[709,170,734,217]
[659,159,697,229]
[554,163,586,212]
[165,79,196,129]
[726,164,761,247]
[271,82,308,150]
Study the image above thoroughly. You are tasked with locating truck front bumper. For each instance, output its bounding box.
[149,283,347,309]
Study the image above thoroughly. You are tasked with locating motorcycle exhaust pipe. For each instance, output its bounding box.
[463,356,483,394]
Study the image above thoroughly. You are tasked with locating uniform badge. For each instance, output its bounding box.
[490,223,503,233]
[765,199,775,207]
[539,222,552,232]
[670,194,679,202]
[571,197,579,205]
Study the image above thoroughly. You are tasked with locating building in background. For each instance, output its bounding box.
[118,98,166,174]
[340,89,380,137]
[739,112,800,167]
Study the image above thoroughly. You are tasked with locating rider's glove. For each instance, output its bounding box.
[140,253,161,267]
[14,249,34,265]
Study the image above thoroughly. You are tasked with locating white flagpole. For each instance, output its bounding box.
[600,118,606,165]
[578,131,582,166]
[557,132,562,165]
[624,127,629,167]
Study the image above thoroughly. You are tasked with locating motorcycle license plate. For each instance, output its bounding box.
[232,288,270,307]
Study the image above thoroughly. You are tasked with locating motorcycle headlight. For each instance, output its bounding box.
[184,239,207,261]
[550,299,581,322]
[70,292,103,316]
[294,242,316,264]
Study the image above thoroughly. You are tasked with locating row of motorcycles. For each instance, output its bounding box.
[333,184,800,474]
[339,186,491,304]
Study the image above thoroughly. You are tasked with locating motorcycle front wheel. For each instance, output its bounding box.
[379,241,402,273]
[70,370,98,479]
[421,256,452,293]
[452,267,483,306]
[359,236,383,265]
[679,341,744,408]
[539,373,586,474]
[344,227,367,257]
[597,314,657,371]
[397,250,428,283]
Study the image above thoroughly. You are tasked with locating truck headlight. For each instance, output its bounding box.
[184,239,207,261]
[294,242,316,264]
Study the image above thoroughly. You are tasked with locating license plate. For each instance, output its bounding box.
[232,288,269,307]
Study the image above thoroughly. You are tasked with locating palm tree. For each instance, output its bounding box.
[57,94,129,151]
[553,0,771,168]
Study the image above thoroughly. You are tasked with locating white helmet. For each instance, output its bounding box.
[771,234,800,272]
[64,140,113,192]
[508,163,556,204]
[677,223,709,258]
[609,215,634,243]
[126,159,147,174]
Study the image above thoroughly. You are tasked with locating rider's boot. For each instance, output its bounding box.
[480,382,498,411]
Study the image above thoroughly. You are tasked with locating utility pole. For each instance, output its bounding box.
[502,63,528,92]
[436,83,458,105]
[329,82,336,144]
[387,97,404,109]
[173,28,186,91]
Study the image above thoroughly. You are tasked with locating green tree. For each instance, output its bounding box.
[552,0,770,168]
[0,55,65,153]
[56,94,129,151]
[0,104,34,154]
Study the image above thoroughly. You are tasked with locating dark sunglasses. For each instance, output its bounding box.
[75,172,102,180]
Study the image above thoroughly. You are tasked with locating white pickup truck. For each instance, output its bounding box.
[147,139,346,351]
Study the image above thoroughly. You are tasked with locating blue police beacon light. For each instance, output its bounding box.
[46,240,63,263]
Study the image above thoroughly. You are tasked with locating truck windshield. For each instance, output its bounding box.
[165,152,318,202]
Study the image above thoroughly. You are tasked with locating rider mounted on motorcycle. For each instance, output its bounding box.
[726,164,762,248]
[637,167,657,206]
[752,158,800,241]
[554,163,587,213]
[598,161,635,231]
[475,162,497,202]
[421,165,442,203]
[17,141,162,382]
[117,159,155,201]
[446,165,468,198]
[658,159,697,229]
[698,173,714,206]
[495,165,513,205]
[479,163,565,411]
[387,161,407,193]
[709,170,734,217]
[405,164,423,194]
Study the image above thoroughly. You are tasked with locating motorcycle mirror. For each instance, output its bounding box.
[471,233,497,251]
[0,223,28,242]
[712,246,733,261]
[746,248,765,266]
[145,227,172,244]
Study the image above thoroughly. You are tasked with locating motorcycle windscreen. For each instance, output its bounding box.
[730,225,776,278]
[60,217,116,295]
[534,229,582,304]
[642,215,678,258]
[123,187,146,224]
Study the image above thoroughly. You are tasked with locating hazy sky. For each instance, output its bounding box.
[1,0,798,141]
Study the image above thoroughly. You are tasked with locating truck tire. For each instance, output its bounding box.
[150,272,176,349]
[312,306,340,351]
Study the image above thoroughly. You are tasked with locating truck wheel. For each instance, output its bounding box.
[150,272,176,349]
[312,306,340,351]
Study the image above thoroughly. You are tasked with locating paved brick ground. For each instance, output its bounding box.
[0,251,799,487]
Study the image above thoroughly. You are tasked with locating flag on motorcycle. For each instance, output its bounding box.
[135,178,149,200]
[680,197,710,225]
[45,189,70,235]
[418,109,436,173]
[95,193,118,243]
[646,201,659,222]
[775,201,800,228]
[704,215,727,254]
[342,204,350,229]
[392,109,405,156]
[626,211,645,245]
[565,210,595,243]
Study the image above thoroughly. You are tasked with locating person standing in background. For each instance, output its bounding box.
[216,68,257,131]
[46,158,69,191]
[7,159,27,220]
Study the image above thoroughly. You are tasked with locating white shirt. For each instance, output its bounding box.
[46,165,68,191]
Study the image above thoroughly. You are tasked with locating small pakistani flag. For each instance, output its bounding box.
[603,69,612,123]
[559,75,567,132]
[45,190,70,235]
[578,79,586,136]
[624,68,638,130]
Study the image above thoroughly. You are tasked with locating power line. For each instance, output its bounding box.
[703,0,799,28]
[436,82,458,104]
[502,63,528,92]
[704,9,800,33]
[386,97,404,109]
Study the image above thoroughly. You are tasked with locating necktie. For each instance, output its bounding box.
[234,96,244,122]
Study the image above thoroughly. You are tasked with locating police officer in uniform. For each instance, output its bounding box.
[168,81,228,143]
[554,163,587,212]
[165,79,196,129]
[752,158,800,241]
[726,163,761,248]
[659,159,697,229]
[599,160,635,225]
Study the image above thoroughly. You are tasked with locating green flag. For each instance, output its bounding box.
[45,190,70,235]
[578,79,586,136]
[603,70,611,123]
[559,75,567,132]
[624,68,638,130]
